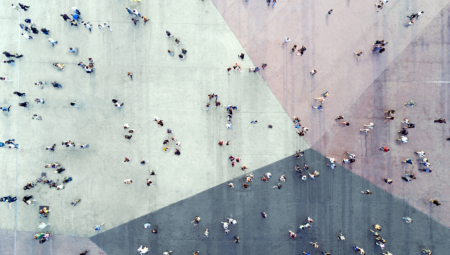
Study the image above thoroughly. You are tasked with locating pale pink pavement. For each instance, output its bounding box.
[212,0,450,226]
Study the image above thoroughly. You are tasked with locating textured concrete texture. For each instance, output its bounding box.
[211,0,450,228]
[312,7,450,228]
[93,149,450,255]
[0,229,106,255]
[0,0,307,250]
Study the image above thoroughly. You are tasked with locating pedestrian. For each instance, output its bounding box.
[283,37,290,44]
[69,47,78,54]
[13,91,26,97]
[402,216,413,223]
[297,45,307,56]
[18,102,29,107]
[131,17,139,26]
[364,122,375,129]
[46,144,56,151]
[434,118,446,123]
[379,146,390,152]
[79,250,89,255]
[19,3,30,11]
[417,11,424,19]
[124,179,133,185]
[53,63,64,70]
[84,22,92,32]
[250,119,258,124]
[175,38,180,46]
[60,14,71,21]
[166,31,173,38]
[327,9,333,15]
[341,121,350,126]
[48,38,58,46]
[289,230,296,238]
[126,7,132,14]
[4,60,14,66]
[101,22,112,32]
[191,216,201,225]
[133,9,141,17]
[127,72,133,80]
[291,45,297,54]
[312,105,323,110]
[262,63,268,69]
[146,179,153,186]
[398,136,408,143]
[179,54,184,60]
[112,99,124,108]
[430,199,441,206]
[137,245,149,255]
[402,158,414,165]
[261,212,267,218]
[98,24,103,31]
[354,51,363,60]
[310,69,317,75]
[361,190,372,195]
[238,53,244,60]
[272,0,276,8]
[142,16,150,24]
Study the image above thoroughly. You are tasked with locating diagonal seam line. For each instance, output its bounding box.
[14,10,21,255]
[261,0,423,91]
[309,4,450,150]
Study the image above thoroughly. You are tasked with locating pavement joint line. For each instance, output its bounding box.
[14,10,21,255]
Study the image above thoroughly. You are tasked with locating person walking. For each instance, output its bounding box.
[39,28,49,35]
[430,199,441,206]
[283,37,290,44]
[69,47,78,54]
[132,17,139,26]
[48,38,58,47]
[127,72,133,80]
[327,9,333,16]
[60,14,71,21]
[142,16,150,24]
[434,118,446,123]
[13,91,26,97]
[272,0,277,8]
[19,3,30,11]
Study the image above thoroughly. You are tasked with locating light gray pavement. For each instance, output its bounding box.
[0,0,308,249]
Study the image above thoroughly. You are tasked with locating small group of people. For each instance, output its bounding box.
[78,57,95,73]
[372,40,388,53]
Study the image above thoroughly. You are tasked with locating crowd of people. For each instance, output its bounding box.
[1,2,447,255]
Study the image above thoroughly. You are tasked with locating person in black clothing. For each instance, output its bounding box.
[434,118,446,123]
[31,26,39,34]
[41,28,50,35]
[398,128,408,135]
[13,91,26,97]
[19,3,30,11]
[18,102,28,107]
[60,14,71,21]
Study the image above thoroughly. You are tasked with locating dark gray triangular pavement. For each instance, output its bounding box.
[91,148,450,255]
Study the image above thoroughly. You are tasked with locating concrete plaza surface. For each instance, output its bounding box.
[0,0,306,254]
[0,0,449,255]
[212,0,450,231]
